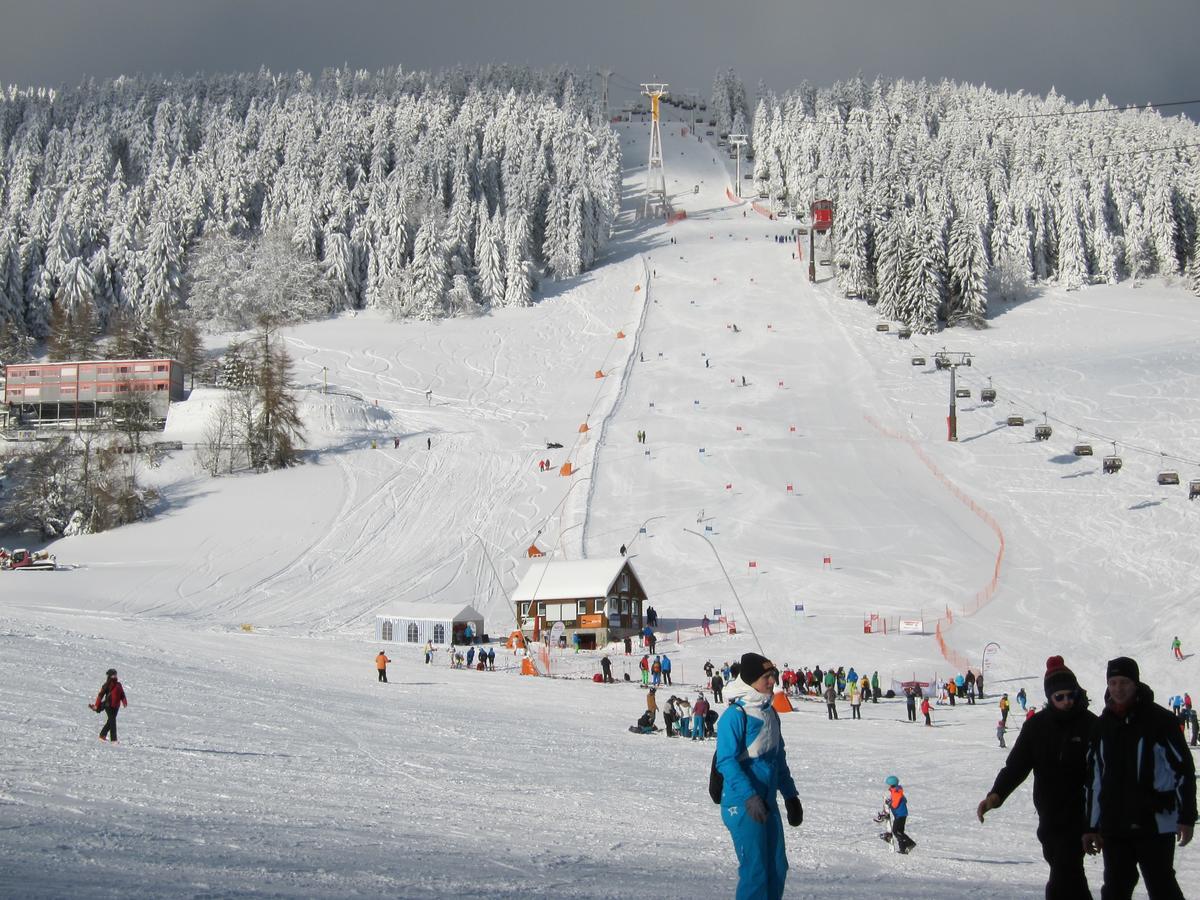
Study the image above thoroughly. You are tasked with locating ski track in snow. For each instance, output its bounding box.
[3,110,1200,899]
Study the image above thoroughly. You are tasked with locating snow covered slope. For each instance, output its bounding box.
[3,107,1200,898]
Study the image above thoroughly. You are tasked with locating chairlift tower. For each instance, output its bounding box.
[934,351,974,441]
[641,82,669,217]
[729,134,748,198]
[598,69,613,121]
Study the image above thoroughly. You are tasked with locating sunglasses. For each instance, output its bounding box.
[1051,691,1076,702]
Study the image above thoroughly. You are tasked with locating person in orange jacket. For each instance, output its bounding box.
[376,650,392,683]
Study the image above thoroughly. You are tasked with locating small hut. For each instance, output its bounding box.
[511,557,648,650]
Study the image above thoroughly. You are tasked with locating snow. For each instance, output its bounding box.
[4,108,1200,899]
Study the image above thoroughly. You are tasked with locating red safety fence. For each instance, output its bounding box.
[864,413,1006,671]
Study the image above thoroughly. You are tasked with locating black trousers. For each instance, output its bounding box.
[663,672,672,685]
[1036,825,1093,900]
[851,705,861,719]
[378,669,387,682]
[892,815,915,851]
[100,707,119,741]
[1100,832,1183,900]
[827,703,838,720]
[907,703,917,721]
[713,686,723,703]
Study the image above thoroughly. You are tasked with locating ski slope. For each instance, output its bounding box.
[3,105,1200,898]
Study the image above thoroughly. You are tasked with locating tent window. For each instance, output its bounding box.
[433,623,445,643]
[407,623,419,643]
[382,620,394,641]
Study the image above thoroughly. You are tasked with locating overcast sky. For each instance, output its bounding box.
[2,0,1197,114]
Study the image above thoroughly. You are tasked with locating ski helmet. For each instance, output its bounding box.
[885,775,899,787]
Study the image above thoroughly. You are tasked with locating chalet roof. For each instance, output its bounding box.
[376,602,484,622]
[511,557,637,602]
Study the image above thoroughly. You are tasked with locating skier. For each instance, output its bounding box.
[715,653,803,900]
[466,646,476,668]
[879,775,916,853]
[600,655,613,683]
[623,635,632,656]
[711,671,725,704]
[905,687,918,722]
[424,640,434,664]
[702,614,712,636]
[849,679,862,719]
[639,655,650,687]
[996,718,1007,749]
[871,670,880,703]
[999,693,1011,728]
[661,653,673,686]
[376,650,391,683]
[921,695,932,726]
[1172,635,1184,661]
[91,668,128,743]
[645,687,658,725]
[1016,687,1027,711]
[487,646,496,670]
[966,669,977,704]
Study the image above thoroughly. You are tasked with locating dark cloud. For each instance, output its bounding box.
[2,0,1196,113]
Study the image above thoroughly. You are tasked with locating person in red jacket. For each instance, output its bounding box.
[91,668,128,743]
[920,696,932,726]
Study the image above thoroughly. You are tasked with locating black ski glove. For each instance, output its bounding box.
[785,796,803,827]
[744,795,769,823]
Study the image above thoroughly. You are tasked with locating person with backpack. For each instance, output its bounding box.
[90,668,128,743]
[651,656,663,687]
[715,652,803,900]
[999,693,1011,728]
[376,650,392,682]
[977,656,1098,900]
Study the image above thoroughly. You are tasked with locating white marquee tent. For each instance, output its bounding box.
[375,602,485,646]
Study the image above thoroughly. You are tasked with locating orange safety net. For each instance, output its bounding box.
[526,544,545,558]
[578,422,589,433]
[772,691,795,714]
[559,461,574,476]
[594,370,605,379]
[521,658,538,676]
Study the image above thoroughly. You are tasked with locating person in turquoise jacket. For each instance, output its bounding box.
[716,652,803,900]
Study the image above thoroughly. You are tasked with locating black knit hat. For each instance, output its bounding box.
[739,652,778,686]
[1043,655,1079,698]
[1106,656,1140,682]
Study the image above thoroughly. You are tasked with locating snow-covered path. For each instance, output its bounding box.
[4,106,1200,898]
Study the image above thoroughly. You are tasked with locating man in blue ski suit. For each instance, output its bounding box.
[716,652,804,900]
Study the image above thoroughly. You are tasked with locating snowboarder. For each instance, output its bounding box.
[91,668,128,743]
[376,650,391,682]
[1172,635,1184,660]
[879,775,916,853]
[715,653,803,900]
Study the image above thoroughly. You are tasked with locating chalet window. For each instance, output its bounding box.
[407,623,419,642]
[518,602,529,618]
[27,369,38,376]
[633,601,641,618]
[537,602,546,616]
[620,574,630,591]
[578,600,587,617]
[381,620,394,641]
[155,365,168,372]
[433,624,445,643]
[622,598,630,614]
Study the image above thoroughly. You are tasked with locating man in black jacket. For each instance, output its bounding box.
[1082,656,1195,900]
[977,656,1097,900]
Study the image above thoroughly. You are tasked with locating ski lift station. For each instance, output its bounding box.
[511,557,649,651]
[376,602,486,646]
